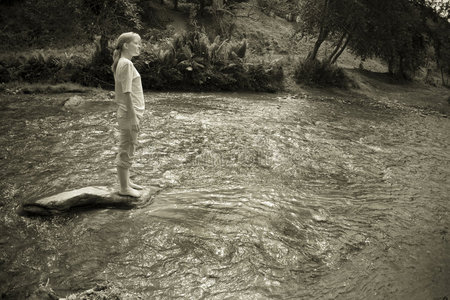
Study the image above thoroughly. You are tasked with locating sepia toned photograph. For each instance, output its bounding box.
[0,0,449,298]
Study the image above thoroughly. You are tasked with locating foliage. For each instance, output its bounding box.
[422,3,450,86]
[70,62,114,89]
[256,0,297,18]
[295,0,352,59]
[247,63,284,92]
[133,30,282,91]
[0,0,88,50]
[294,58,349,88]
[77,0,143,36]
[0,82,90,94]
[294,0,443,80]
[347,0,430,79]
[0,0,144,52]
[0,29,283,92]
[0,50,90,85]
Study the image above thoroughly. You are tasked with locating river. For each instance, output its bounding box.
[0,91,448,299]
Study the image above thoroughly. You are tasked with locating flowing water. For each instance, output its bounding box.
[0,91,449,299]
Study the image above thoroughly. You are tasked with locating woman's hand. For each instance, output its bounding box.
[131,123,140,132]
[123,92,140,132]
[131,118,140,132]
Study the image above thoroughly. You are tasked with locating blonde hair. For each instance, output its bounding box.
[111,32,141,73]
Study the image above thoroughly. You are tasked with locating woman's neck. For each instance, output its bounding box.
[121,52,133,60]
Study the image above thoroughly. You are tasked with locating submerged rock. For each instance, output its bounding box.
[19,186,160,216]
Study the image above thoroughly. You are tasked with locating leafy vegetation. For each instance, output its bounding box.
[0,29,283,92]
[0,50,88,84]
[294,58,349,88]
[135,30,283,91]
[293,0,450,83]
[0,0,449,89]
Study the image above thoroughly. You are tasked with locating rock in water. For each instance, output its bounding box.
[63,95,83,108]
[19,186,160,216]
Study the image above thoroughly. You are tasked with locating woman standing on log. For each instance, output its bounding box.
[111,32,145,197]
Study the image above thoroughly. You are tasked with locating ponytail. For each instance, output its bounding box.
[111,32,141,74]
[111,48,122,74]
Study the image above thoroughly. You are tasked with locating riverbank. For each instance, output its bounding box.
[2,65,448,118]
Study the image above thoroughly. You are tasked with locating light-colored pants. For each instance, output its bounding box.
[116,115,140,169]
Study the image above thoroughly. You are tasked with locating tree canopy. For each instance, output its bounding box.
[295,0,450,80]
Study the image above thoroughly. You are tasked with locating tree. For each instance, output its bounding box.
[296,0,434,79]
[20,0,83,47]
[348,0,429,78]
[77,0,143,58]
[71,0,144,87]
[421,1,450,85]
[296,0,365,63]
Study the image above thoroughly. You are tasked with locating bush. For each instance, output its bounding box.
[294,58,349,88]
[0,62,10,82]
[0,30,284,92]
[18,55,61,83]
[71,50,114,89]
[0,0,89,51]
[247,63,284,92]
[256,0,297,19]
[0,52,66,83]
[135,30,283,92]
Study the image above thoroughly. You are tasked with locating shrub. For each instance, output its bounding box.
[71,64,114,89]
[247,62,284,92]
[0,30,284,92]
[18,55,61,83]
[294,58,349,88]
[0,62,11,82]
[70,48,114,89]
[135,30,283,92]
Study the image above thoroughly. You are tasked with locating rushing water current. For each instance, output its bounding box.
[0,91,449,299]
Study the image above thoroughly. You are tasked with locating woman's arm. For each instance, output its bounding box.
[124,92,140,132]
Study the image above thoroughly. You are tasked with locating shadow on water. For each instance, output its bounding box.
[0,92,449,299]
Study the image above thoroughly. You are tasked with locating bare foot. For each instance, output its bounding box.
[118,187,141,198]
[129,181,144,190]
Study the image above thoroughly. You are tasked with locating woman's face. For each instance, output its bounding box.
[125,36,141,57]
